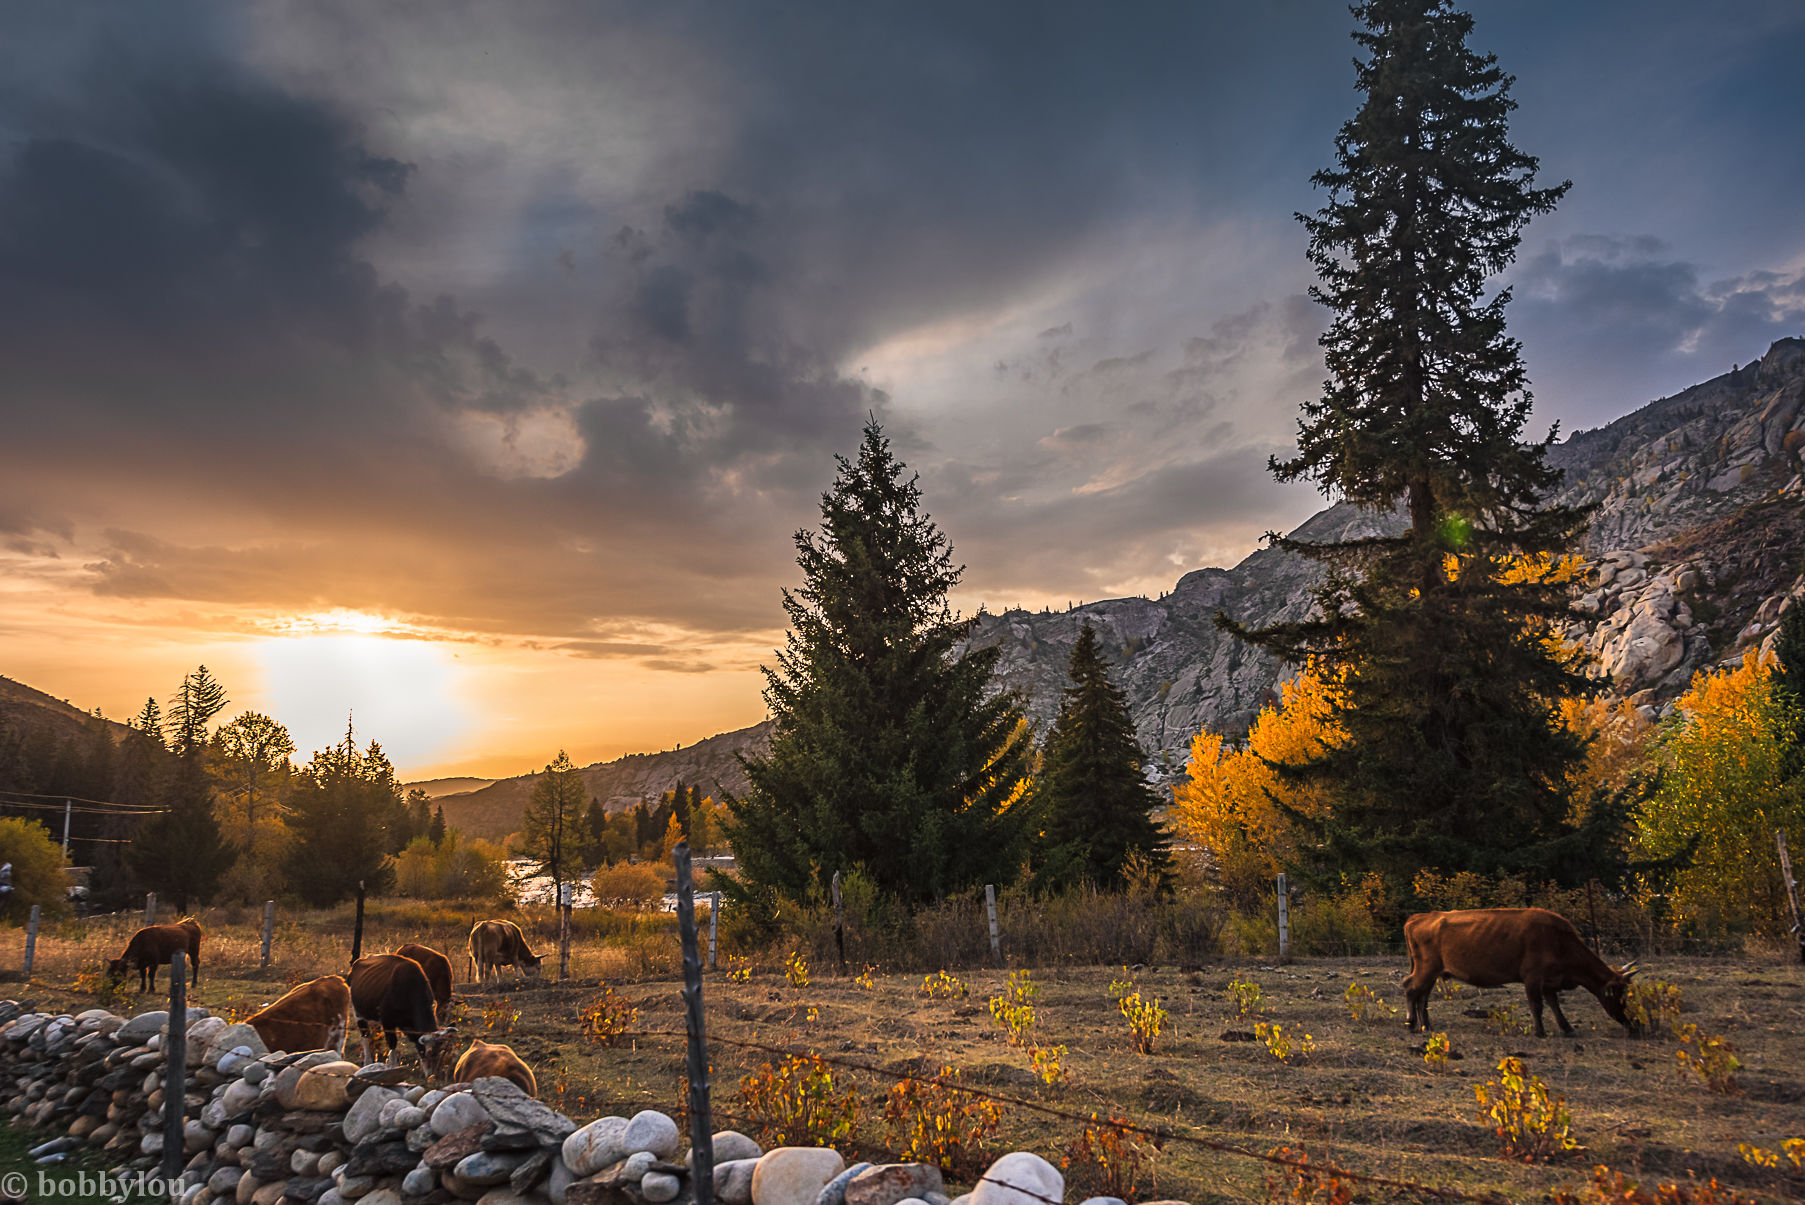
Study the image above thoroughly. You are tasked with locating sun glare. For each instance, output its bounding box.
[255,620,470,773]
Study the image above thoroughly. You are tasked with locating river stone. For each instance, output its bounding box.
[846,1165,945,1205]
[753,1148,847,1205]
[622,1111,679,1160]
[119,1013,169,1043]
[393,1106,429,1131]
[360,1192,403,1205]
[210,1168,245,1194]
[692,1132,762,1168]
[562,1117,630,1177]
[427,1125,495,1170]
[432,1093,494,1137]
[220,1079,261,1117]
[643,1172,680,1203]
[474,1191,539,1205]
[338,1177,376,1200]
[546,1159,577,1205]
[349,1140,431,1178]
[251,1182,286,1205]
[1076,1198,1127,1205]
[277,1061,357,1111]
[716,1159,759,1205]
[456,1151,530,1187]
[289,1177,336,1204]
[344,1086,404,1144]
[968,1154,1061,1205]
[235,1173,260,1205]
[621,1152,658,1181]
[404,1166,438,1197]
[471,1079,575,1144]
[813,1163,872,1205]
[510,1150,555,1194]
[320,1192,346,1205]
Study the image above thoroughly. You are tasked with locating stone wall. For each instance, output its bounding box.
[0,1003,1106,1205]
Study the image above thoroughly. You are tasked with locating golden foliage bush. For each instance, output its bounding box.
[1061,1115,1154,1201]
[1118,991,1166,1055]
[393,831,509,901]
[883,1064,1004,1176]
[739,1052,860,1148]
[0,816,70,924]
[1674,1023,1741,1093]
[1171,669,1342,906]
[590,862,668,908]
[1549,1166,1760,1204]
[1475,1057,1578,1162]
[988,970,1037,1047]
[578,986,640,1047]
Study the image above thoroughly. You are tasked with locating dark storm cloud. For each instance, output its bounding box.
[1514,236,1805,428]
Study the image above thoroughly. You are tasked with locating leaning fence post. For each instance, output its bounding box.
[674,843,714,1205]
[22,905,39,978]
[144,892,156,926]
[163,950,187,1182]
[984,883,1001,965]
[1276,874,1290,962]
[1778,829,1804,966]
[559,883,573,980]
[707,891,720,971]
[261,900,275,969]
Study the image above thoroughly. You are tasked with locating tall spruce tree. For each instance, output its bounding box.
[129,666,233,910]
[1031,625,1171,892]
[1223,0,1603,901]
[282,723,397,905]
[519,751,585,905]
[723,419,1032,912]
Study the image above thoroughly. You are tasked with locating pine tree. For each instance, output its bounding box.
[1774,600,1805,776]
[212,711,295,846]
[429,805,447,848]
[129,667,233,910]
[132,697,164,749]
[405,788,432,841]
[519,751,585,904]
[1222,0,1601,900]
[1031,625,1171,892]
[723,419,1032,912]
[282,725,397,905]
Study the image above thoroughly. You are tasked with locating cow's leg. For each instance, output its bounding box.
[1402,972,1431,1033]
[143,963,154,993]
[1546,990,1575,1036]
[386,1029,403,1067]
[357,1019,376,1065]
[191,952,199,986]
[1524,983,1548,1038]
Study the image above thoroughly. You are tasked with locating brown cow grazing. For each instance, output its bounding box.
[1404,908,1640,1038]
[107,919,203,992]
[349,954,459,1075]
[247,975,351,1055]
[467,920,543,983]
[395,943,455,1024]
[452,1038,538,1097]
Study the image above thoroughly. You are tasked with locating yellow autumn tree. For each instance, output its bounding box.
[1636,650,1804,937]
[1172,669,1343,905]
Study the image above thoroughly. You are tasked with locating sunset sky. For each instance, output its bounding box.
[2,1,1802,779]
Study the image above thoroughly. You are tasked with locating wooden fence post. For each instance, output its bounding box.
[261,901,275,969]
[559,883,572,980]
[1277,874,1290,962]
[1777,829,1804,966]
[707,891,720,971]
[144,892,156,926]
[831,871,846,973]
[22,905,39,978]
[61,800,71,860]
[351,881,366,964]
[674,843,714,1205]
[984,884,1001,965]
[162,950,187,1183]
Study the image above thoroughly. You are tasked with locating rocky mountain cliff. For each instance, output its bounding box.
[964,337,1805,772]
[447,338,1805,828]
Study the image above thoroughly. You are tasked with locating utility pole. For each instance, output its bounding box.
[61,799,71,860]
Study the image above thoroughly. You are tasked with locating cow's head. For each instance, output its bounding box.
[520,952,544,980]
[417,1025,460,1079]
[105,958,128,983]
[1602,962,1640,1035]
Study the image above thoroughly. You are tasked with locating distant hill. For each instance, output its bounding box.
[432,721,773,839]
[0,675,135,748]
[405,776,496,799]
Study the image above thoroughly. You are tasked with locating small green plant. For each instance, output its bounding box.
[883,1064,1004,1176]
[1263,1145,1354,1205]
[726,956,752,983]
[1474,1056,1579,1162]
[74,964,137,1013]
[1061,1114,1154,1201]
[1342,981,1396,1022]
[854,964,877,991]
[1483,1004,1529,1036]
[1254,1020,1313,1063]
[1674,1023,1740,1094]
[738,1052,861,1148]
[919,969,969,999]
[784,949,811,988]
[482,997,520,1035]
[1107,969,1137,1000]
[1626,978,1685,1036]
[988,970,1038,1047]
[1423,1031,1451,1071]
[1434,977,1466,1001]
[1227,974,1264,1018]
[578,985,640,1047]
[1028,1043,1069,1087]
[1119,991,1167,1055]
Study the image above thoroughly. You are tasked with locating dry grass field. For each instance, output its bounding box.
[4,905,1804,1203]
